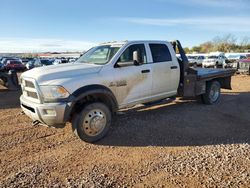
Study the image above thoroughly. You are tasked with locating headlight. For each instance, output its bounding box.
[40,85,70,100]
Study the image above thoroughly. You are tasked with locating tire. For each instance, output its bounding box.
[202,81,221,105]
[72,102,111,143]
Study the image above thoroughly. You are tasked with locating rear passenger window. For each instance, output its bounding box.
[149,44,172,63]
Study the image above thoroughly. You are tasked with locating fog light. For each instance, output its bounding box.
[43,109,56,116]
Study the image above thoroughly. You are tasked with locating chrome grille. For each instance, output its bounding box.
[21,78,41,103]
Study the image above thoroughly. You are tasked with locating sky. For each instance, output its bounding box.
[0,0,250,52]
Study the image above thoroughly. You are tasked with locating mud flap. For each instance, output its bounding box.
[218,76,232,90]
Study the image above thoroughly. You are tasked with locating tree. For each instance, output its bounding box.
[184,47,191,54]
[200,42,213,53]
[191,46,201,53]
[185,34,250,53]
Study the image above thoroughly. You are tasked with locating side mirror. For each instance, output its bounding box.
[133,51,141,66]
[115,51,142,68]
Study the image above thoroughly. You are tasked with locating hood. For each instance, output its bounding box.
[21,63,103,84]
[188,59,196,63]
[203,59,216,63]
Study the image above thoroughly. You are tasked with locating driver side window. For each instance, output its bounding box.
[119,44,147,64]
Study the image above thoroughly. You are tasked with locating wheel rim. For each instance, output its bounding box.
[82,109,107,137]
[209,84,219,102]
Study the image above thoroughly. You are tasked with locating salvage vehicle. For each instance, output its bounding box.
[227,54,246,62]
[52,58,69,65]
[1,57,21,65]
[226,54,247,69]
[4,59,26,71]
[20,40,235,142]
[238,58,250,74]
[187,55,205,67]
[203,52,227,68]
[26,58,53,69]
[21,58,34,65]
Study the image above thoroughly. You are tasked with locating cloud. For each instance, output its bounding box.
[158,0,249,8]
[0,38,96,53]
[120,17,250,32]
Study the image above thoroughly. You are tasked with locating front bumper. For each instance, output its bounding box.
[203,62,216,68]
[20,95,71,127]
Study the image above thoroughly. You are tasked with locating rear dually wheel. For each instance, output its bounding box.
[202,81,221,105]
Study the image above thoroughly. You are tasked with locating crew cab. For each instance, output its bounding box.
[20,40,235,142]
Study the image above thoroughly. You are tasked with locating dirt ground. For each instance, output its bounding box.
[0,75,249,187]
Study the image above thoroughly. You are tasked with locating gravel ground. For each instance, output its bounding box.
[0,75,249,187]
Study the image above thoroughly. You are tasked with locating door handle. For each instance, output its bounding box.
[141,69,150,74]
[171,66,178,69]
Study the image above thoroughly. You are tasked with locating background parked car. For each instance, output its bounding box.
[238,58,250,74]
[202,52,227,68]
[21,58,34,65]
[68,58,77,63]
[4,59,26,71]
[187,55,205,67]
[1,57,21,65]
[28,58,53,68]
[227,54,246,61]
[25,59,36,70]
[226,55,246,69]
[52,58,69,65]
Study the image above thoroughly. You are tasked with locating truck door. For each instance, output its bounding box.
[149,43,178,97]
[113,43,152,107]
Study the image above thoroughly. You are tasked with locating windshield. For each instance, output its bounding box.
[207,56,218,59]
[187,56,197,59]
[75,45,121,65]
[41,60,52,65]
[9,61,21,64]
[228,55,238,59]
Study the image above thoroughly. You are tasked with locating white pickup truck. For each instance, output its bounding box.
[20,40,235,142]
[202,52,227,68]
[187,55,205,67]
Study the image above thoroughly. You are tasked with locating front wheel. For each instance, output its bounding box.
[72,102,111,143]
[202,81,221,105]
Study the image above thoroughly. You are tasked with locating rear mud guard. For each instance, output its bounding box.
[217,76,232,90]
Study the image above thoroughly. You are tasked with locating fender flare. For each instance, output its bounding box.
[70,84,118,113]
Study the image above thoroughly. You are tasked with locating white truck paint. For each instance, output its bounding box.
[20,40,235,142]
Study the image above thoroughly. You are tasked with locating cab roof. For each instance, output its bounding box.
[100,40,170,46]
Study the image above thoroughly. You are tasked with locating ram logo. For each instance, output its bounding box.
[109,80,127,87]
